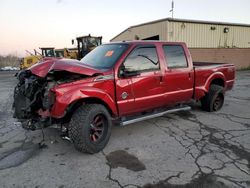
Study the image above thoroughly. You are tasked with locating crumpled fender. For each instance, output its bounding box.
[51,84,117,118]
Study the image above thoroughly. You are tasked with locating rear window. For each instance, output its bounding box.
[80,44,128,69]
[163,45,188,68]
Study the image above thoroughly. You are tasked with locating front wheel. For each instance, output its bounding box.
[69,104,112,154]
[201,85,224,112]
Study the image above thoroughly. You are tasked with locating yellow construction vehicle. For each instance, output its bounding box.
[20,51,40,70]
[53,35,102,60]
[72,35,102,60]
[20,35,102,69]
[20,47,55,70]
[55,48,78,59]
[40,47,55,57]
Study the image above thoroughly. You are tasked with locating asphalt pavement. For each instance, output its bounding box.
[0,70,249,188]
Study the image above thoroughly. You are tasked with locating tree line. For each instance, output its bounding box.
[0,55,20,68]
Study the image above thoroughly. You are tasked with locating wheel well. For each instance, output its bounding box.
[210,78,224,88]
[61,98,114,124]
[81,98,113,115]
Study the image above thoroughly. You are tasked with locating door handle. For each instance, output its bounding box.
[155,75,163,83]
[159,75,163,82]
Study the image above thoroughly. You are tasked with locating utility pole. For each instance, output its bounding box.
[169,0,174,18]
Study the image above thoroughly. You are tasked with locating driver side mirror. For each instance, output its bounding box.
[119,64,139,78]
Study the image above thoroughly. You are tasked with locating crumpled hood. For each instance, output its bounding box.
[29,58,103,78]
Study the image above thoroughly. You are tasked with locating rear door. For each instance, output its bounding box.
[162,45,194,104]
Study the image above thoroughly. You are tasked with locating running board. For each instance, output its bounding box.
[121,106,191,126]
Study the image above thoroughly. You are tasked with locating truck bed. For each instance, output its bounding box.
[193,61,233,68]
[193,62,235,99]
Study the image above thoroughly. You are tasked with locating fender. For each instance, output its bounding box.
[51,85,117,118]
[195,72,225,100]
[204,72,225,91]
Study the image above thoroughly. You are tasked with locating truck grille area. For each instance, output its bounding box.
[13,71,45,119]
[13,70,89,120]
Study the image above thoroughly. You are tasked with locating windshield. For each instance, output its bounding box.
[80,44,129,69]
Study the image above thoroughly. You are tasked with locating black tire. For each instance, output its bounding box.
[201,84,224,112]
[68,104,112,154]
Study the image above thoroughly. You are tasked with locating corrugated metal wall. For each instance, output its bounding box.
[112,22,167,41]
[167,21,250,48]
[111,20,250,48]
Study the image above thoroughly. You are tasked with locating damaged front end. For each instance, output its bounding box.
[13,69,89,130]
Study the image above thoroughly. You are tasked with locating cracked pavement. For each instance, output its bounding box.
[0,70,249,188]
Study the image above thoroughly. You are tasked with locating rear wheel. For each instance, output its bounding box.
[69,104,112,154]
[201,84,224,112]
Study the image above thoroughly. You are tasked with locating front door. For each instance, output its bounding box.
[116,45,164,115]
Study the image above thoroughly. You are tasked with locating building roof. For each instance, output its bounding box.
[111,18,250,41]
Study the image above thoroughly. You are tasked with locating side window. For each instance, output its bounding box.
[123,47,159,72]
[163,45,188,68]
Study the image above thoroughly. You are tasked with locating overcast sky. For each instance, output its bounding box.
[1,0,250,56]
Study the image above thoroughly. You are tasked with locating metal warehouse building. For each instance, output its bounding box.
[111,18,250,69]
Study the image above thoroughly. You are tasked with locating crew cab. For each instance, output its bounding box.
[13,41,235,153]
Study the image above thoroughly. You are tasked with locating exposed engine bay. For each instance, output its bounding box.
[13,70,89,130]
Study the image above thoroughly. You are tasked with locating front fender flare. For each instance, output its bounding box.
[51,86,117,118]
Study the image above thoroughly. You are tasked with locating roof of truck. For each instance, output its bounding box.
[108,40,186,45]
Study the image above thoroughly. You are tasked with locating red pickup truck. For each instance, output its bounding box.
[13,41,235,153]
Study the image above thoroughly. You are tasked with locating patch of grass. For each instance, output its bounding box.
[238,64,250,71]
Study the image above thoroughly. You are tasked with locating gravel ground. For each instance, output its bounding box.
[0,70,249,188]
